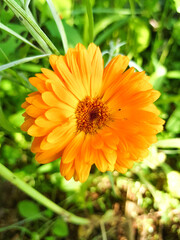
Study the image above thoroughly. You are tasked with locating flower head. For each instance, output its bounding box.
[21,43,164,182]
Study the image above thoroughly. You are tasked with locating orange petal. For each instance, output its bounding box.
[42,91,74,114]
[95,150,108,172]
[101,54,129,96]
[66,47,91,96]
[62,132,85,164]
[28,124,55,137]
[75,156,91,182]
[56,56,86,100]
[35,115,59,128]
[49,79,78,108]
[21,101,30,109]
[26,94,49,109]
[49,54,58,71]
[60,161,75,181]
[45,108,72,121]
[31,137,44,153]
[21,117,34,131]
[35,151,62,164]
[88,44,104,97]
[26,105,45,118]
[47,119,76,144]
[114,163,128,173]
[29,77,47,93]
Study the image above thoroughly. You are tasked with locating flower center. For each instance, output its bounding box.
[75,97,110,134]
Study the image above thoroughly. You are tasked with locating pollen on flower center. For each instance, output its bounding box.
[75,97,110,134]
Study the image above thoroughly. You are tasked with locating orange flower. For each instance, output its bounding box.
[21,43,164,182]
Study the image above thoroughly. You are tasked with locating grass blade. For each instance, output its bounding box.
[24,0,31,11]
[0,54,49,72]
[46,0,68,53]
[0,23,42,52]
[4,0,59,54]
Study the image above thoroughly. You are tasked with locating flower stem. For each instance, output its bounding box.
[85,0,94,43]
[0,163,90,225]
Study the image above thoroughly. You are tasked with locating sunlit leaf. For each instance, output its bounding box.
[18,200,40,218]
[51,218,69,237]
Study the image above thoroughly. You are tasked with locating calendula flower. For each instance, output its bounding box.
[21,43,164,182]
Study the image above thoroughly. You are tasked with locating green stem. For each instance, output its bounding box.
[107,171,116,196]
[4,0,59,55]
[159,37,173,64]
[136,171,156,197]
[100,221,107,240]
[161,163,172,174]
[0,163,90,225]
[129,0,135,17]
[46,0,68,53]
[85,0,94,43]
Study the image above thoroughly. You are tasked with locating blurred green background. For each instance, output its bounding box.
[0,0,180,239]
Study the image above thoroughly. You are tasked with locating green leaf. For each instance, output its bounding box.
[0,23,26,63]
[51,218,69,237]
[63,21,83,47]
[18,200,40,218]
[0,3,14,24]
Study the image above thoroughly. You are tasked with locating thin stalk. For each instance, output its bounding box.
[85,0,94,43]
[136,171,156,197]
[46,0,68,53]
[129,0,135,17]
[0,163,90,225]
[0,48,10,62]
[161,163,172,174]
[107,171,116,196]
[100,221,107,240]
[159,37,173,64]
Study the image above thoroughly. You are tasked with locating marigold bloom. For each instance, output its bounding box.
[21,43,164,182]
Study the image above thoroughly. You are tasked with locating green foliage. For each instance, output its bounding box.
[18,200,40,218]
[0,0,180,239]
[51,218,69,237]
